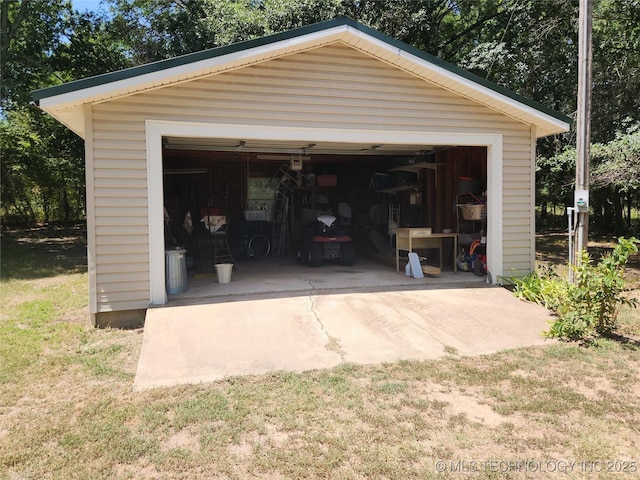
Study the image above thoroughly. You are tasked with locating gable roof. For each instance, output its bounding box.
[32,16,570,138]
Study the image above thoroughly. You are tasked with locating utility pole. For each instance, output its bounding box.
[573,0,593,272]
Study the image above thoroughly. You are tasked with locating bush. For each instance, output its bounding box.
[512,237,639,340]
[510,264,564,312]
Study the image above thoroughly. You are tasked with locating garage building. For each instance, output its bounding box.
[32,17,570,326]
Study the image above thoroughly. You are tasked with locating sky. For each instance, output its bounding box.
[70,0,104,13]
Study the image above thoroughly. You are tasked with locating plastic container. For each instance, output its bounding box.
[460,204,487,220]
[215,263,233,284]
[372,173,391,190]
[391,170,417,186]
[202,215,227,233]
[165,247,187,294]
[243,210,273,222]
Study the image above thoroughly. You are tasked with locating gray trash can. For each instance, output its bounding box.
[165,247,187,294]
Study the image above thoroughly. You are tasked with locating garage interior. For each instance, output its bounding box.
[162,138,488,296]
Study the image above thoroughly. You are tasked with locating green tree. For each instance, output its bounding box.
[535,126,640,235]
[591,0,640,142]
[107,0,270,62]
[1,0,128,224]
[1,0,70,111]
[4,0,639,229]
[536,147,575,224]
[591,125,640,234]
[1,108,85,223]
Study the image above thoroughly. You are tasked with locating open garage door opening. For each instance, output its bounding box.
[160,137,488,298]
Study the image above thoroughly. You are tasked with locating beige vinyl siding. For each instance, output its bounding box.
[501,126,534,274]
[89,41,536,311]
[90,110,149,311]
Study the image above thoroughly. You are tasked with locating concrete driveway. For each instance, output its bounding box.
[134,284,553,389]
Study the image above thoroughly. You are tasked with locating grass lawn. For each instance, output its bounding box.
[2,226,640,479]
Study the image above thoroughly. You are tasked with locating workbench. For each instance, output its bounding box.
[395,228,457,273]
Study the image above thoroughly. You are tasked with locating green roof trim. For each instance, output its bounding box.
[31,16,571,125]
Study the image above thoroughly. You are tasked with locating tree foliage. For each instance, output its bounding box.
[591,0,640,142]
[592,126,640,193]
[2,0,639,229]
[1,0,128,224]
[537,125,640,233]
[1,0,70,111]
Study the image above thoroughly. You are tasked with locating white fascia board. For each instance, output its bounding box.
[37,26,349,112]
[342,28,570,136]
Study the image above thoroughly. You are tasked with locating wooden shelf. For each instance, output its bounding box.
[388,162,443,184]
[388,162,439,173]
[376,184,423,194]
[295,185,335,190]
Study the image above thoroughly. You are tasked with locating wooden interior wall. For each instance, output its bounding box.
[163,150,249,225]
[163,149,389,226]
[426,146,487,234]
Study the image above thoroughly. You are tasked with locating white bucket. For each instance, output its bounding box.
[215,263,233,284]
